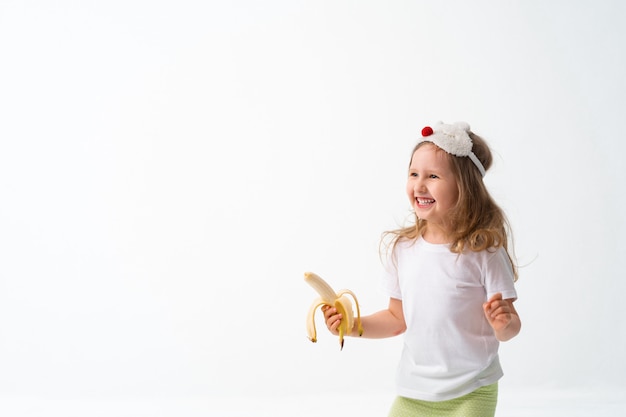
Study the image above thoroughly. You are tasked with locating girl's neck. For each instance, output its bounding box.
[422,224,453,244]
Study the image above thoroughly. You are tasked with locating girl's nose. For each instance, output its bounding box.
[414,179,425,193]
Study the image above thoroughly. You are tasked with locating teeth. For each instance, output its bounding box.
[417,198,434,204]
[304,272,363,350]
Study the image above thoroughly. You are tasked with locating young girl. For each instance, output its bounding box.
[323,121,521,417]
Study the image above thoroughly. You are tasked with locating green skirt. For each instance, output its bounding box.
[388,383,498,417]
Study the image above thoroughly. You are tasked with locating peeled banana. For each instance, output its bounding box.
[304,272,363,349]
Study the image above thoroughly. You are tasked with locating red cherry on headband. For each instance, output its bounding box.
[421,126,433,136]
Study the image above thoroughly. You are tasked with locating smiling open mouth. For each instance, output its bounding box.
[416,198,435,206]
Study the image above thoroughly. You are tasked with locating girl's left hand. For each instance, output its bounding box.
[483,293,514,332]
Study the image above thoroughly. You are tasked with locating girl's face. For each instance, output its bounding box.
[406,143,459,241]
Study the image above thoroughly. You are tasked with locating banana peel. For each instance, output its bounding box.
[304,272,363,349]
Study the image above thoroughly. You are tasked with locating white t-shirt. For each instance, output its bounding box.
[382,237,517,402]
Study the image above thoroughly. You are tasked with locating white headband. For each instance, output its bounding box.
[418,121,486,177]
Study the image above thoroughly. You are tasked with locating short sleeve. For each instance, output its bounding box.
[484,247,517,300]
[381,248,403,300]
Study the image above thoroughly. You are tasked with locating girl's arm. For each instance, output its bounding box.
[323,297,406,339]
[483,293,521,341]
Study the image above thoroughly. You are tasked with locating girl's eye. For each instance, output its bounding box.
[429,174,439,179]
[409,172,418,177]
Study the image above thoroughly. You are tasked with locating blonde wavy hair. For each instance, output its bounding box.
[383,131,518,281]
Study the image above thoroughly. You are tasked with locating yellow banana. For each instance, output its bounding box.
[304,272,363,350]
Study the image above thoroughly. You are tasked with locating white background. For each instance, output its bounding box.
[1,1,625,415]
